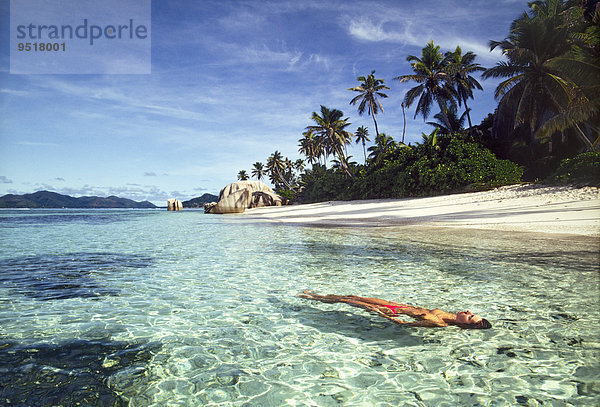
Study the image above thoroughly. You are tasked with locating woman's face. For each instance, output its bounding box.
[456,310,483,325]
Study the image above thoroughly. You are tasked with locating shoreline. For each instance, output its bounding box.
[243,184,600,237]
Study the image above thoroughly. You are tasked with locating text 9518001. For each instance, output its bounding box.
[17,42,66,52]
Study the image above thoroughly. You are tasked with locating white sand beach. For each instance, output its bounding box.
[245,184,600,236]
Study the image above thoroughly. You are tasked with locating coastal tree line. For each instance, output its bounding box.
[238,0,599,201]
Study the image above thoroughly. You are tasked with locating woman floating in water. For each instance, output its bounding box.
[298,291,492,329]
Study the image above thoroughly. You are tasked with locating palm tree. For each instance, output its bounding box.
[266,151,286,186]
[445,46,484,128]
[482,0,598,151]
[266,151,296,190]
[332,155,357,170]
[395,41,456,125]
[306,105,354,176]
[367,133,396,162]
[294,159,305,174]
[312,134,326,166]
[251,162,265,181]
[348,70,389,137]
[354,126,370,163]
[283,157,296,187]
[426,105,468,136]
[298,131,317,166]
[536,1,600,148]
[237,170,249,181]
[284,157,294,174]
[298,130,329,166]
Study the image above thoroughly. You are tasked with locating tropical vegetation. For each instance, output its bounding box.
[481,0,599,177]
[395,41,459,126]
[545,151,600,184]
[236,0,599,203]
[348,70,389,137]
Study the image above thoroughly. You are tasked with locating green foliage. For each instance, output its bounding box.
[545,152,600,185]
[298,165,355,202]
[299,135,523,202]
[409,135,523,194]
[483,0,600,152]
[276,188,297,203]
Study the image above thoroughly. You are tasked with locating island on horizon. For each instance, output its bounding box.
[0,190,221,209]
[0,190,157,209]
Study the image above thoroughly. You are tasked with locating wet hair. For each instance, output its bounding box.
[457,318,492,330]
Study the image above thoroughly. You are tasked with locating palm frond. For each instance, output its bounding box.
[404,85,424,108]
[394,74,425,83]
[538,97,600,139]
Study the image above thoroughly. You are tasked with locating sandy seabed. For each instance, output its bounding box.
[244,184,600,237]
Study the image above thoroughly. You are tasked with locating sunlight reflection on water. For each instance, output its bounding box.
[0,210,598,406]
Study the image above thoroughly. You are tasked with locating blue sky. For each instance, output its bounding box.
[0,0,527,205]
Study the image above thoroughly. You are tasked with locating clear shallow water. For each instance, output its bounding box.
[0,209,598,406]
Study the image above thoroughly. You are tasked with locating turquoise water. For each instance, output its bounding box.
[0,209,599,406]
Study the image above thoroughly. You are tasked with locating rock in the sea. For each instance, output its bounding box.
[204,181,288,214]
[167,198,183,211]
[203,202,218,213]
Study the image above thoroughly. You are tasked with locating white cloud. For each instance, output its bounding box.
[217,8,267,30]
[201,38,332,73]
[239,43,303,66]
[38,79,201,121]
[17,141,59,147]
[348,17,411,43]
[344,6,504,63]
[0,89,31,97]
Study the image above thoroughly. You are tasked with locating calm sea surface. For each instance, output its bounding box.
[0,209,598,406]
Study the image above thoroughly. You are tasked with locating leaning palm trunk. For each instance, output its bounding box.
[329,140,352,178]
[335,147,353,178]
[537,98,600,152]
[574,124,597,152]
[273,166,296,191]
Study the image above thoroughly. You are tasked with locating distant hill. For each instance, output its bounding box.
[0,191,157,208]
[182,193,218,208]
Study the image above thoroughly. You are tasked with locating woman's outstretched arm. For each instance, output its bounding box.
[298,290,404,307]
[298,290,386,312]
